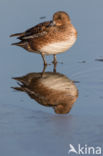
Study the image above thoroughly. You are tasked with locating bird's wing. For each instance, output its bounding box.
[18,21,53,40]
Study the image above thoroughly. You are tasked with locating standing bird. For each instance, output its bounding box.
[10,11,77,65]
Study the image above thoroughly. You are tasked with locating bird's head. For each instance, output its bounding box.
[53,11,71,26]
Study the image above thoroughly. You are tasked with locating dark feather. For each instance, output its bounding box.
[11,41,26,46]
[10,21,53,40]
[10,32,25,37]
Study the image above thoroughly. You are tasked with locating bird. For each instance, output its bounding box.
[10,11,77,65]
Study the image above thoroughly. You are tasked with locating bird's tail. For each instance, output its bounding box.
[10,32,24,37]
[11,86,24,92]
[11,40,32,52]
[12,77,28,92]
[11,41,27,48]
[12,76,25,83]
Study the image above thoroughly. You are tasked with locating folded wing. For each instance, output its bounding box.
[10,21,53,40]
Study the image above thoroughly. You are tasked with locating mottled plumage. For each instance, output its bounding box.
[12,72,78,114]
[10,11,77,65]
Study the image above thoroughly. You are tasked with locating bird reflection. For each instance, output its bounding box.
[12,66,78,114]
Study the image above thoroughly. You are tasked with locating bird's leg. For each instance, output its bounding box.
[53,62,57,73]
[41,53,47,66]
[52,54,57,65]
[41,64,47,77]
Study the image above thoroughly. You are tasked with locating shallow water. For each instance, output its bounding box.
[0,0,103,155]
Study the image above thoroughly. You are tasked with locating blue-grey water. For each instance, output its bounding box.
[0,0,103,156]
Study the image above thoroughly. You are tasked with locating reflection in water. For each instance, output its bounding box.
[12,70,78,114]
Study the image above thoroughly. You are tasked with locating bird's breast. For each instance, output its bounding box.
[40,34,77,55]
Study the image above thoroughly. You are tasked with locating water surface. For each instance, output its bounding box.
[0,0,103,155]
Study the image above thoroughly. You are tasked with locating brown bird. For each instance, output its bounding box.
[10,11,77,65]
[12,72,78,114]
